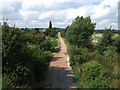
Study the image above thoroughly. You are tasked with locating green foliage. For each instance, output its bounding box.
[97,27,114,54]
[44,29,50,36]
[40,37,53,51]
[94,29,120,34]
[49,28,57,37]
[2,74,13,88]
[68,46,91,66]
[112,36,120,53]
[45,21,57,37]
[49,21,52,29]
[2,28,24,74]
[64,19,119,88]
[51,38,59,49]
[65,34,119,88]
[104,46,118,57]
[60,29,66,38]
[75,46,119,88]
[102,46,119,76]
[74,61,112,88]
[66,16,96,47]
[2,19,9,32]
[2,20,55,88]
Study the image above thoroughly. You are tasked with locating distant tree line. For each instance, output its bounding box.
[94,29,120,34]
[44,21,57,37]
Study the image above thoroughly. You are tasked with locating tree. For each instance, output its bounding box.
[113,37,120,53]
[2,19,9,31]
[44,21,53,36]
[49,28,57,37]
[97,27,114,54]
[66,16,96,47]
[49,21,52,29]
[48,21,57,37]
[2,20,54,88]
[60,28,67,38]
[34,28,40,33]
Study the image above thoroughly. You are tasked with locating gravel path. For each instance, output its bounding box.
[44,32,75,88]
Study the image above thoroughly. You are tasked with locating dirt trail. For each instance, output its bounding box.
[44,32,75,88]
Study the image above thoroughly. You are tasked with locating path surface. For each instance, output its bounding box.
[44,32,75,88]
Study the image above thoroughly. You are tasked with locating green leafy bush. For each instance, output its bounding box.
[60,29,66,38]
[97,28,114,54]
[2,74,13,88]
[112,36,120,53]
[49,28,57,37]
[74,61,112,88]
[63,16,119,88]
[68,46,91,66]
[40,37,53,51]
[2,20,54,88]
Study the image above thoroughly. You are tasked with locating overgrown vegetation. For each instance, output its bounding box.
[97,28,114,54]
[94,29,120,34]
[2,20,58,88]
[65,16,96,47]
[44,21,57,37]
[61,16,120,88]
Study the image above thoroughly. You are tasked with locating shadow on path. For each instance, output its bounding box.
[52,57,63,62]
[45,66,75,88]
[44,32,75,88]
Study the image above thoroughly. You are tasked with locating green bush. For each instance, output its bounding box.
[74,61,112,88]
[51,38,59,52]
[49,28,57,37]
[68,46,91,66]
[112,36,120,53]
[60,29,66,38]
[68,46,118,88]
[2,74,13,88]
[40,37,53,51]
[97,28,114,54]
[2,21,54,88]
[63,17,119,88]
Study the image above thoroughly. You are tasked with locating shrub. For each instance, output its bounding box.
[49,28,57,37]
[112,37,120,53]
[68,46,91,66]
[74,61,112,88]
[97,28,114,54]
[60,29,66,38]
[2,74,13,88]
[2,21,54,88]
[40,37,53,51]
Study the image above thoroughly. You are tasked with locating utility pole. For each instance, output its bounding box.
[118,1,120,36]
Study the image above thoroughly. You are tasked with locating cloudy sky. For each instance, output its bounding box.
[0,0,119,29]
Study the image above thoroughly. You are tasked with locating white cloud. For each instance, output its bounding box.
[96,19,117,29]
[66,8,85,20]
[0,0,119,29]
[20,10,40,20]
[0,0,22,2]
[38,10,67,22]
[21,0,65,11]
[91,0,119,19]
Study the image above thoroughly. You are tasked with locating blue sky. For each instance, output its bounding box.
[92,2,101,5]
[0,0,119,29]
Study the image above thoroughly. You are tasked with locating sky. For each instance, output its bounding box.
[0,0,119,29]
